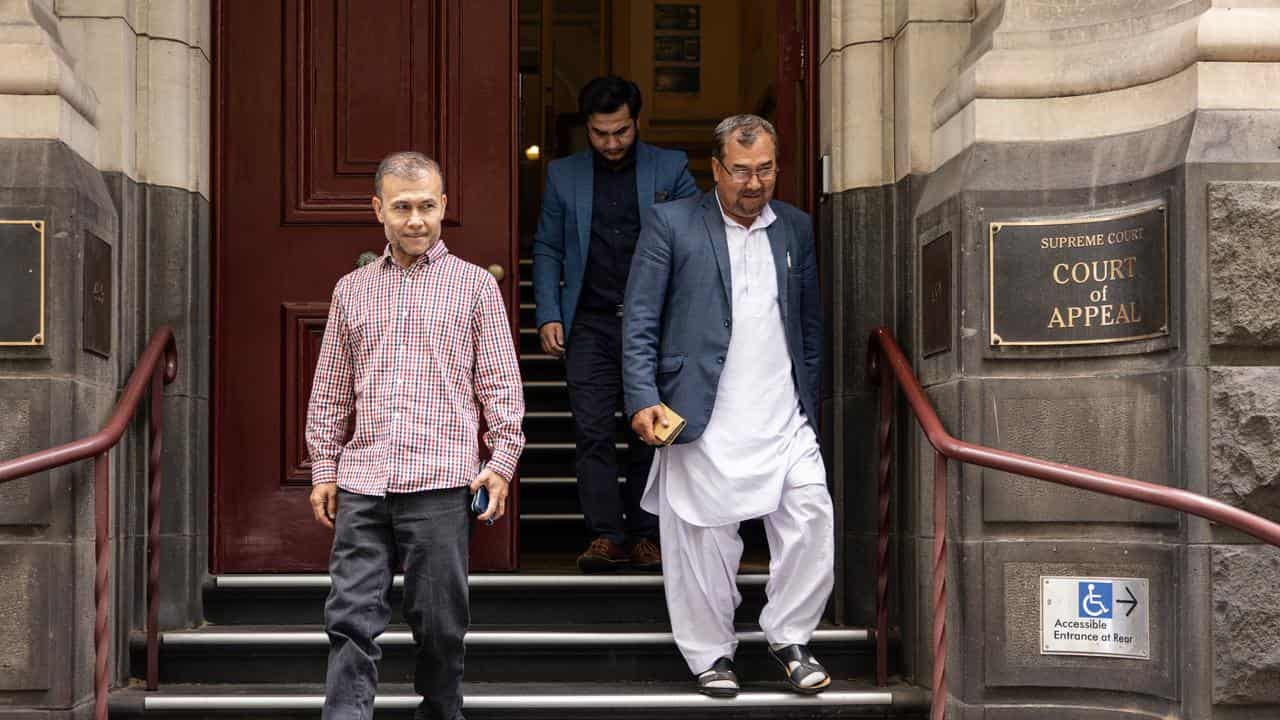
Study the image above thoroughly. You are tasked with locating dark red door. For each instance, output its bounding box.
[775,0,816,213]
[213,0,519,572]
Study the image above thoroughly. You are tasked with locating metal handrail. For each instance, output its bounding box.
[866,326,1280,720]
[0,327,178,720]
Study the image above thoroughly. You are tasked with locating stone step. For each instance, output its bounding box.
[135,626,878,686]
[109,680,930,719]
[204,573,771,627]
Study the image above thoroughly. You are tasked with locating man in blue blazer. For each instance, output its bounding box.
[622,115,833,697]
[532,76,698,572]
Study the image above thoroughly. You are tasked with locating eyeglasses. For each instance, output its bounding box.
[715,157,777,183]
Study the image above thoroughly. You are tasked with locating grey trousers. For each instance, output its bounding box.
[322,487,470,720]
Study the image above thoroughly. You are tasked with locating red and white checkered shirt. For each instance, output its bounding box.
[305,240,525,495]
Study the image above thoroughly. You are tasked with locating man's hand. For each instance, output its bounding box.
[310,482,338,529]
[469,468,510,523]
[538,322,565,357]
[630,404,670,446]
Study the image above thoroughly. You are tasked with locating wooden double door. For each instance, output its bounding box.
[213,1,518,572]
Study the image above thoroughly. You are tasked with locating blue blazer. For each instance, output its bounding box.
[532,142,698,338]
[622,191,822,443]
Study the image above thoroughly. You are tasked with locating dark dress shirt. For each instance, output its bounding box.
[578,147,641,313]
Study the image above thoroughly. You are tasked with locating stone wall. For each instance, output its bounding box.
[0,1,211,715]
[821,0,1280,717]
[54,0,212,634]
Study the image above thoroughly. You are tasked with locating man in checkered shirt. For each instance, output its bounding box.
[305,151,525,720]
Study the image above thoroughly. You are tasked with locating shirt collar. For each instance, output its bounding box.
[714,188,776,233]
[381,239,450,270]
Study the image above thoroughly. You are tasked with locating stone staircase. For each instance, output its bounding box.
[111,573,923,718]
[107,260,926,718]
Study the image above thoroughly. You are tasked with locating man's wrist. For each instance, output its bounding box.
[310,460,338,486]
[485,454,517,482]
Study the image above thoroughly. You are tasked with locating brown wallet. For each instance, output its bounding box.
[652,403,687,446]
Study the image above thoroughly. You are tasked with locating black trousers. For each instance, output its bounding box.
[322,487,470,720]
[565,310,658,544]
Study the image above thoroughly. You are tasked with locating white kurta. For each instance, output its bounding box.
[639,195,834,675]
[640,199,824,528]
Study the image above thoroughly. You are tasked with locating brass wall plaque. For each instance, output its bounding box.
[83,232,112,358]
[922,232,952,357]
[0,220,45,346]
[989,205,1168,347]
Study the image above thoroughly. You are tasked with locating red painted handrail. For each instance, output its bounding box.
[0,327,178,720]
[866,326,1280,720]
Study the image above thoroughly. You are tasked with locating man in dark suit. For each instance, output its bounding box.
[622,115,833,697]
[532,76,698,572]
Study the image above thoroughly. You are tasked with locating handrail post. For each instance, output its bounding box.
[931,450,948,720]
[0,327,179,718]
[93,452,110,720]
[874,351,892,687]
[867,325,1280,719]
[146,368,164,690]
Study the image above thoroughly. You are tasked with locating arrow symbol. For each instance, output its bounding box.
[1115,586,1138,617]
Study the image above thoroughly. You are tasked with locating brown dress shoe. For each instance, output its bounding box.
[629,537,662,571]
[577,537,630,573]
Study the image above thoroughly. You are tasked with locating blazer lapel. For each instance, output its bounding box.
[765,204,790,321]
[574,152,592,260]
[636,142,657,219]
[701,192,733,309]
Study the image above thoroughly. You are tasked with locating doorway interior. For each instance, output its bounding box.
[512,0,815,569]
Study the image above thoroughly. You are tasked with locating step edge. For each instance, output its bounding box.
[155,628,872,647]
[518,476,624,485]
[133,690,913,711]
[213,573,768,589]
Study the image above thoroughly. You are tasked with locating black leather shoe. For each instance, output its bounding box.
[696,656,739,698]
[769,644,831,694]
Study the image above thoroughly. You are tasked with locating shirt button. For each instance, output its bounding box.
[716,357,724,364]
[723,320,730,328]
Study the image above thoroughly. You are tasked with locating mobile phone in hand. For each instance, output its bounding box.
[470,486,493,525]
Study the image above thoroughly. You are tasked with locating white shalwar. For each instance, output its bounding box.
[640,197,835,675]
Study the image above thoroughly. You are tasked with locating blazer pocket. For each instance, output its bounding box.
[657,354,685,374]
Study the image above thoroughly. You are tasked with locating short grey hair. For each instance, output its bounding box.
[712,114,778,159]
[374,151,444,196]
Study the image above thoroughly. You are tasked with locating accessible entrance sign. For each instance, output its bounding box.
[1040,576,1150,659]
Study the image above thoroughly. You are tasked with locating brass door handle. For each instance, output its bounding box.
[355,250,379,268]
[487,264,506,282]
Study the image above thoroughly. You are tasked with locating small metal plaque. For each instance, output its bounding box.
[83,232,112,358]
[921,232,952,357]
[1041,576,1150,659]
[655,35,700,63]
[0,220,45,346]
[989,204,1168,347]
[655,4,699,30]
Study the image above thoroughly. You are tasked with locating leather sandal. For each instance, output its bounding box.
[696,656,739,698]
[769,644,831,694]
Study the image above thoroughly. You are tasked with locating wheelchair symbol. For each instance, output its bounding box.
[1079,582,1112,619]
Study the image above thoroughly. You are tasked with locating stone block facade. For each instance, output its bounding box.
[819,0,1280,717]
[0,1,210,715]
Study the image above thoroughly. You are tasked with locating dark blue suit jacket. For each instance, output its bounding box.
[531,142,698,339]
[622,191,822,443]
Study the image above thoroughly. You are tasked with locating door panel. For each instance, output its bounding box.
[214,0,518,572]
